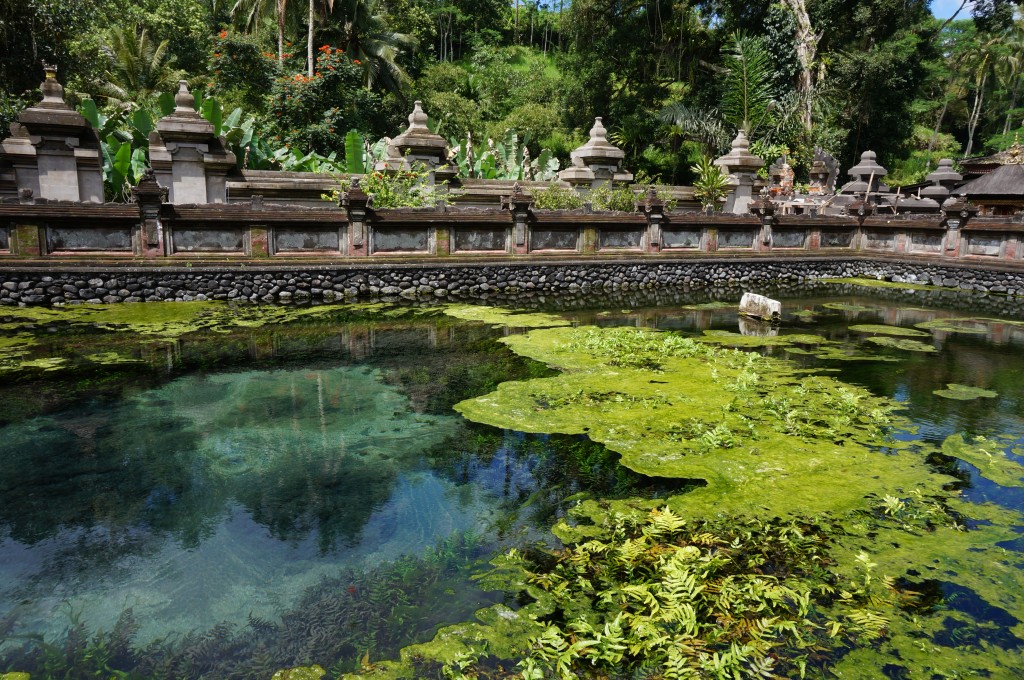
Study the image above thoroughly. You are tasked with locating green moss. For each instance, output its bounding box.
[442,304,571,328]
[822,276,951,291]
[864,336,937,352]
[271,665,326,680]
[822,302,878,312]
[17,357,66,371]
[848,324,932,337]
[455,324,949,517]
[942,433,1024,487]
[933,383,998,400]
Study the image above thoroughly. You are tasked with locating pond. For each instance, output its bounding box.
[0,280,1022,679]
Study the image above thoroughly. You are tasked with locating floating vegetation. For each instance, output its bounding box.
[848,324,932,337]
[442,304,570,328]
[933,383,998,400]
[821,302,878,312]
[865,336,937,352]
[675,301,738,311]
[789,309,819,320]
[455,324,945,517]
[696,329,831,348]
[822,277,949,291]
[942,433,1024,487]
[914,318,993,334]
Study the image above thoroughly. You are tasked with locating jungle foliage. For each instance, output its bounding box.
[3,0,1024,189]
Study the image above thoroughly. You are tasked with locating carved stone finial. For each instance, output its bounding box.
[38,63,68,109]
[589,117,609,144]
[174,80,195,112]
[407,101,430,133]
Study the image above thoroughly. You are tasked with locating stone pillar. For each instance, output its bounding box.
[375,101,450,184]
[501,182,533,255]
[714,131,764,215]
[342,177,371,257]
[637,186,665,253]
[0,66,104,203]
[558,118,633,194]
[131,168,168,257]
[150,81,236,204]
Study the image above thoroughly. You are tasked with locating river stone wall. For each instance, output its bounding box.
[1,259,1024,307]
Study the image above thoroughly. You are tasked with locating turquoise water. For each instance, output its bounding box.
[0,289,1023,677]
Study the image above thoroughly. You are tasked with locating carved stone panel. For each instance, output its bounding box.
[453,227,507,252]
[909,232,943,253]
[373,227,429,252]
[46,226,132,252]
[662,228,702,249]
[598,228,643,250]
[718,229,756,249]
[966,235,1003,257]
[772,229,807,248]
[821,230,854,248]
[863,231,895,250]
[172,228,245,252]
[274,227,340,252]
[530,228,579,251]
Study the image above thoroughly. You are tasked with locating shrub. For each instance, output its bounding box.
[532,183,584,210]
[589,182,637,212]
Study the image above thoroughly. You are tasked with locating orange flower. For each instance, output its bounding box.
[353,59,361,65]
[218,30,228,39]
[213,52,221,57]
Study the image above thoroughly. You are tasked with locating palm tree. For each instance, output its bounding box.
[232,0,299,65]
[90,27,182,106]
[329,0,417,96]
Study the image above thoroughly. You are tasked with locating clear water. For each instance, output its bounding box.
[1,287,1023,677]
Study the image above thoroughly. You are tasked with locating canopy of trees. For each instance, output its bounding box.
[1,0,1022,184]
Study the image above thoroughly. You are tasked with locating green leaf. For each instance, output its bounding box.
[130,109,154,138]
[79,99,103,130]
[158,91,176,116]
[201,98,223,135]
[345,129,365,174]
[129,147,148,184]
[223,107,242,131]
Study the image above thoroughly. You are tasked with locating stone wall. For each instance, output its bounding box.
[3,258,1023,306]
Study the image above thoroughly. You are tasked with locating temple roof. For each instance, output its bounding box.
[955,163,1024,198]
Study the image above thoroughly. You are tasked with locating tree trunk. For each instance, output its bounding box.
[782,0,817,134]
[965,72,988,158]
[277,0,286,66]
[307,0,314,78]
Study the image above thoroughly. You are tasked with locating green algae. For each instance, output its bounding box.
[442,304,570,328]
[822,302,878,313]
[676,301,738,311]
[454,324,950,517]
[696,329,832,348]
[914,318,992,334]
[789,309,820,320]
[848,324,932,337]
[864,336,937,352]
[942,433,1024,487]
[822,276,950,291]
[933,383,998,400]
[17,357,66,371]
[271,666,326,680]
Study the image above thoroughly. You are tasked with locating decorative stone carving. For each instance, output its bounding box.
[920,158,962,205]
[845,150,888,195]
[376,101,450,184]
[149,80,237,204]
[714,131,764,214]
[0,65,104,202]
[558,117,633,190]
